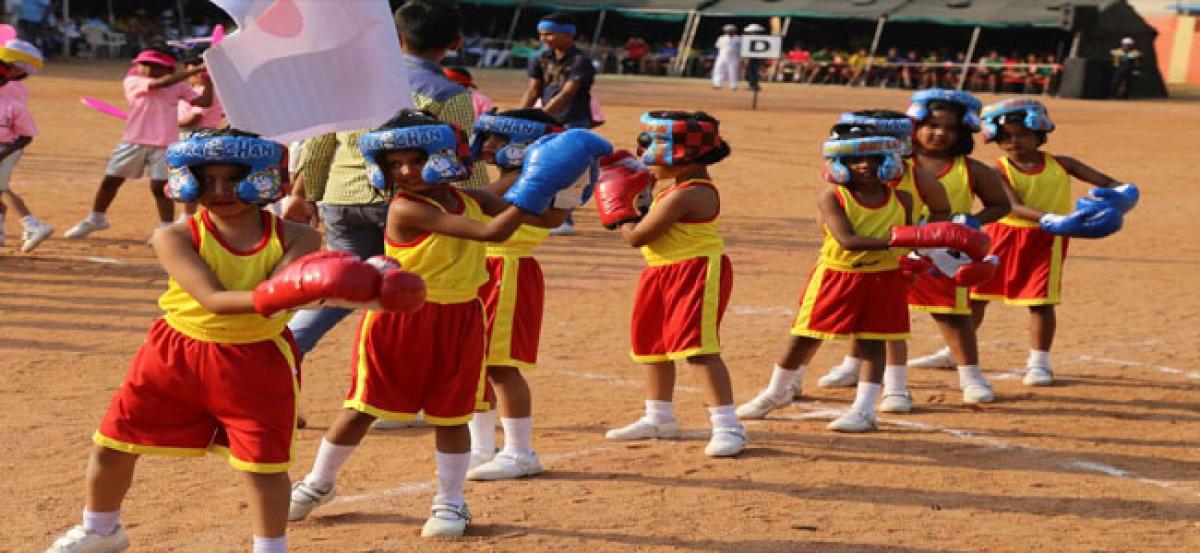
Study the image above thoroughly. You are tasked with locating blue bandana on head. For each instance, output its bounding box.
[537,20,577,36]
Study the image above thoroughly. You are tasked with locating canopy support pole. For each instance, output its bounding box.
[1068,30,1082,58]
[672,11,700,77]
[589,9,607,58]
[768,16,792,83]
[504,6,524,46]
[958,26,982,91]
[855,16,887,87]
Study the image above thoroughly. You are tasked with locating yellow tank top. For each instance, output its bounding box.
[159,210,290,344]
[997,153,1073,228]
[640,179,725,266]
[930,155,975,215]
[891,158,925,224]
[385,188,489,303]
[819,186,905,272]
[484,219,548,258]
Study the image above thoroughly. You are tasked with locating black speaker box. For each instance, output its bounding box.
[1061,4,1100,32]
[1058,57,1113,99]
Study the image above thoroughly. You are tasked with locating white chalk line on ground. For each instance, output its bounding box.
[1077,354,1200,380]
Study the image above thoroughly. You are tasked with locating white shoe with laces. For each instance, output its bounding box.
[827,409,877,432]
[704,427,747,457]
[909,346,954,369]
[961,380,996,403]
[1023,365,1053,387]
[46,524,129,553]
[21,221,53,253]
[735,388,792,419]
[63,218,110,239]
[467,449,542,480]
[604,418,681,440]
[421,502,471,537]
[878,390,913,413]
[817,366,859,388]
[287,481,335,521]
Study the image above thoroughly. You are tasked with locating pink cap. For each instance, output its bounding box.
[132,49,177,69]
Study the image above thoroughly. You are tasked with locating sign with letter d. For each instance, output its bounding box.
[740,35,780,59]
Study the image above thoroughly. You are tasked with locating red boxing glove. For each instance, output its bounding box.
[378,271,427,313]
[950,255,999,286]
[595,149,655,230]
[899,252,932,283]
[889,222,991,261]
[253,251,382,317]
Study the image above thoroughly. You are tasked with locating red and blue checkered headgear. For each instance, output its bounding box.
[636,111,722,166]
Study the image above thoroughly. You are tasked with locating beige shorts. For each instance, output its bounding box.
[0,150,22,191]
[105,142,168,181]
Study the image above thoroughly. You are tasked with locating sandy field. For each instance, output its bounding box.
[1,60,1198,552]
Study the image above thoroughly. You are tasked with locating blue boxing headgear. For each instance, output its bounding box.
[980,98,1055,143]
[906,88,983,132]
[166,134,284,205]
[359,123,471,189]
[822,136,905,185]
[837,112,913,156]
[470,114,561,170]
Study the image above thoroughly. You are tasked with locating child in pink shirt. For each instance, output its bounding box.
[0,64,50,252]
[178,57,225,135]
[64,48,213,240]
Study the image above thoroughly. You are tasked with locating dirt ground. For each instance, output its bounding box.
[2,60,1198,552]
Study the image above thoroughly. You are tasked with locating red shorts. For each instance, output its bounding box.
[479,256,544,371]
[631,254,732,363]
[971,223,1068,306]
[345,300,487,425]
[791,265,910,340]
[95,319,299,474]
[908,269,971,315]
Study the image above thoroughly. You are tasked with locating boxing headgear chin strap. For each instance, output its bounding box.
[822,136,906,185]
[906,88,983,132]
[470,114,561,170]
[980,98,1055,143]
[359,124,472,189]
[837,113,914,156]
[637,111,721,166]
[166,135,284,205]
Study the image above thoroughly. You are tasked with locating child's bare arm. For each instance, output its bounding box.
[149,67,202,89]
[913,165,951,222]
[273,221,323,272]
[616,185,711,247]
[464,188,567,229]
[1056,156,1120,188]
[966,159,1012,224]
[151,223,259,314]
[390,196,524,243]
[818,188,891,251]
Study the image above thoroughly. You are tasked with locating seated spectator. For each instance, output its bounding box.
[807,47,833,84]
[622,36,648,74]
[782,43,811,82]
[1000,50,1026,92]
[899,49,922,89]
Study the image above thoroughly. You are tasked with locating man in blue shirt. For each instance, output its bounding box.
[17,0,51,50]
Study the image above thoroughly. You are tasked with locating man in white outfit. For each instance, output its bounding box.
[712,24,741,90]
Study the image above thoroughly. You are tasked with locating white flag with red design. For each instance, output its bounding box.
[204,0,413,142]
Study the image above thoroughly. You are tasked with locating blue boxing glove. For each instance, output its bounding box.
[1089,183,1139,214]
[1039,206,1123,238]
[503,129,613,215]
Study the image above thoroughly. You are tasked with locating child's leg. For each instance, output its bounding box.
[605,361,679,440]
[935,313,994,403]
[737,336,822,420]
[817,338,863,389]
[879,340,914,412]
[423,424,473,537]
[149,179,174,224]
[490,366,535,455]
[0,189,31,217]
[86,446,139,514]
[242,472,289,549]
[92,175,127,214]
[298,409,374,489]
[1023,305,1056,386]
[687,353,747,456]
[970,299,989,331]
[686,353,733,406]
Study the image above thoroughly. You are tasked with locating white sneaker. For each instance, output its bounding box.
[735,389,792,419]
[604,418,681,440]
[961,381,996,403]
[878,390,913,413]
[421,502,471,537]
[1023,365,1053,387]
[288,481,335,521]
[704,427,747,457]
[21,221,53,253]
[63,218,110,239]
[468,450,495,471]
[371,413,426,429]
[467,450,542,480]
[909,346,954,369]
[817,366,858,388]
[827,409,877,432]
[548,221,574,236]
[46,524,129,553]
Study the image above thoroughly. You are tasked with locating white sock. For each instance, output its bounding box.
[303,438,356,489]
[765,364,803,398]
[468,410,496,457]
[958,364,986,387]
[82,508,120,536]
[157,221,172,229]
[1028,350,1051,368]
[708,404,741,431]
[86,211,107,224]
[433,451,470,506]
[882,364,908,392]
[21,214,40,228]
[500,416,534,455]
[252,535,286,553]
[839,356,863,372]
[850,382,881,413]
[644,400,676,424]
